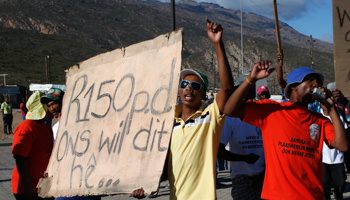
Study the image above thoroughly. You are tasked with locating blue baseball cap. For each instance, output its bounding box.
[284,67,324,99]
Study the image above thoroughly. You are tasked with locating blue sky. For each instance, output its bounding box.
[168,0,334,43]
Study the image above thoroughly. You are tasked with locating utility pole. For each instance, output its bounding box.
[0,74,8,86]
[171,0,175,31]
[308,35,315,68]
[45,55,51,83]
[240,0,244,74]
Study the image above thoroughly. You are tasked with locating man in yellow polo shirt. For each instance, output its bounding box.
[1,97,13,134]
[130,19,233,200]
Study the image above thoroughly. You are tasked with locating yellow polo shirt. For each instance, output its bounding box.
[168,99,225,200]
[1,102,12,114]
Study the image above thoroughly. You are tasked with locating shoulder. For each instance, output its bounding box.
[204,98,222,116]
[246,99,283,110]
[13,121,37,140]
[17,120,36,129]
[257,99,282,105]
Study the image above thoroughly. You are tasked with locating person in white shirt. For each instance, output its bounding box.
[321,90,348,200]
[218,84,264,199]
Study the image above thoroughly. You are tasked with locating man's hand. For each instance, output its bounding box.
[206,18,223,45]
[331,88,345,103]
[276,51,287,90]
[129,187,146,199]
[277,51,283,63]
[244,153,260,164]
[314,87,333,111]
[250,60,275,82]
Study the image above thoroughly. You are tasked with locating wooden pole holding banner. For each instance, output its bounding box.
[273,0,283,65]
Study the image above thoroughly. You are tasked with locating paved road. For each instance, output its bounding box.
[2,140,350,200]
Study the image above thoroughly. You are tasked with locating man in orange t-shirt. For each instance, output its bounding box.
[223,62,348,199]
[12,91,54,200]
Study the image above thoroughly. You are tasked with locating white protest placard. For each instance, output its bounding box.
[333,0,350,97]
[38,29,183,197]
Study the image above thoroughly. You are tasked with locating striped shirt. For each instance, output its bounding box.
[168,99,225,200]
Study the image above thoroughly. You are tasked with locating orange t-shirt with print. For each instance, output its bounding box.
[11,120,53,194]
[244,100,334,200]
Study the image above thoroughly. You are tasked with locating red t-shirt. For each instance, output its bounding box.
[11,120,53,194]
[244,100,335,200]
[20,103,27,116]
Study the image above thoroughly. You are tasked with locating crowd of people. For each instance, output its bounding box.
[130,19,350,200]
[6,19,350,200]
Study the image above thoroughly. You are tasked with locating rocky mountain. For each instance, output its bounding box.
[0,0,335,94]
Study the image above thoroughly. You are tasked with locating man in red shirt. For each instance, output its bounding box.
[20,98,28,121]
[12,91,54,200]
[223,61,348,199]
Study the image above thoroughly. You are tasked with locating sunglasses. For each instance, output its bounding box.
[180,80,204,91]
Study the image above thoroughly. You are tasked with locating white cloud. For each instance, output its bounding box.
[157,0,333,43]
[160,0,327,21]
[193,0,310,20]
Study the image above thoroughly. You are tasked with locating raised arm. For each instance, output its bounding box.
[316,88,348,152]
[320,96,349,152]
[206,19,234,113]
[329,109,348,152]
[223,60,275,119]
[276,51,287,90]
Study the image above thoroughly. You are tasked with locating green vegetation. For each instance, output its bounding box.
[0,27,105,86]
